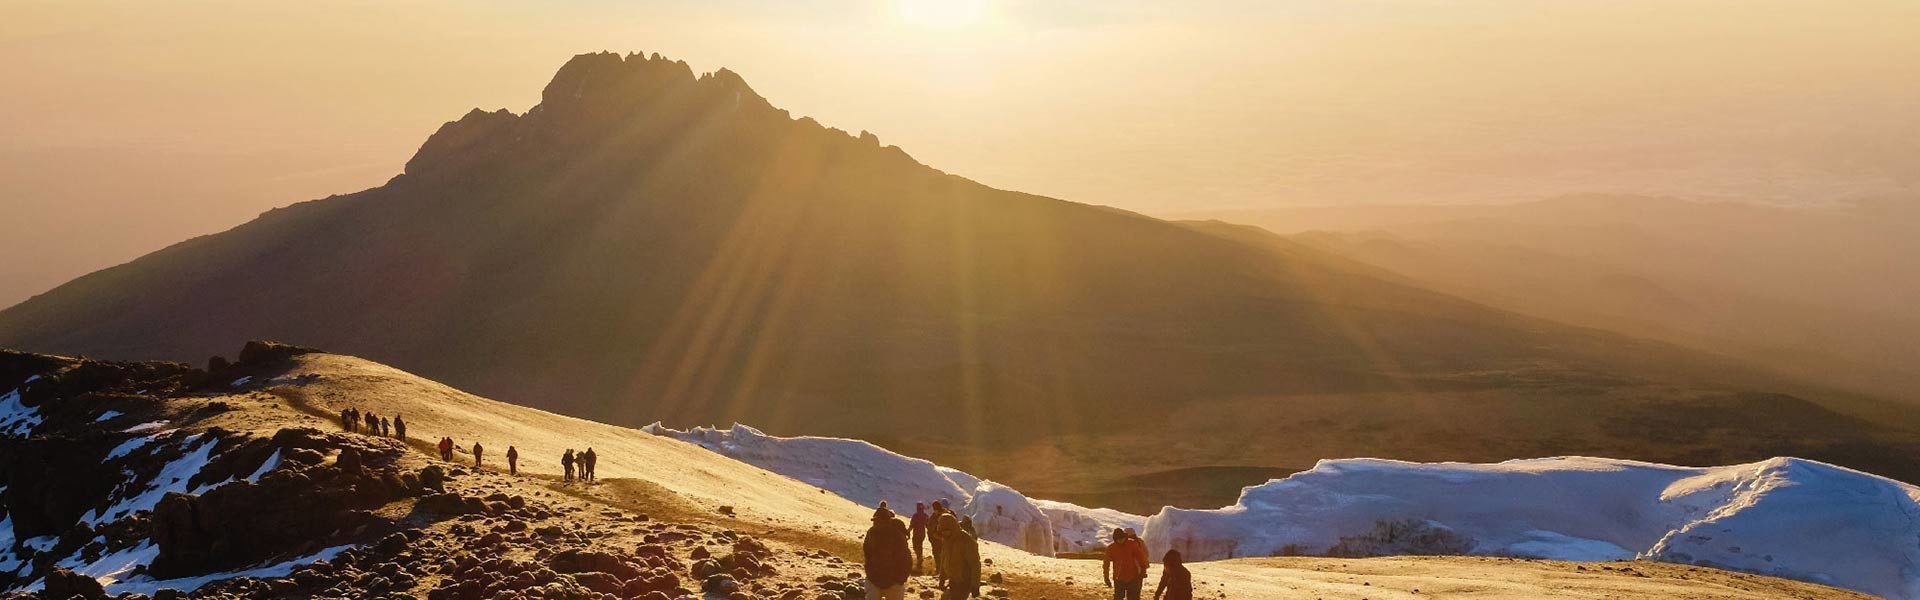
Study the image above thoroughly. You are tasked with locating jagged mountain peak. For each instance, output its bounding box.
[405,50,912,179]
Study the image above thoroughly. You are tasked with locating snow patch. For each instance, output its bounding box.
[82,434,224,525]
[94,410,124,423]
[123,421,169,433]
[229,376,252,387]
[1144,456,1920,600]
[1035,499,1148,553]
[0,388,42,437]
[244,450,282,482]
[105,433,167,460]
[106,544,352,595]
[0,515,26,578]
[647,423,1141,555]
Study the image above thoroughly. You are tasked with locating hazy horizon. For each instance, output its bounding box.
[4,0,1919,306]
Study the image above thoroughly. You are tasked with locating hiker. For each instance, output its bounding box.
[472,442,484,468]
[363,411,379,435]
[393,415,406,440]
[379,417,391,437]
[340,407,355,432]
[928,500,949,579]
[581,447,597,481]
[1152,549,1191,600]
[909,502,930,574]
[1103,527,1150,600]
[862,502,912,600]
[935,513,980,600]
[437,437,454,461]
[507,445,519,475]
[562,449,576,482]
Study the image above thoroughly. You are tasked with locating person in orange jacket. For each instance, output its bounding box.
[1103,527,1150,600]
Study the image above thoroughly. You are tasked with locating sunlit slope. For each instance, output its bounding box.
[2,53,1914,498]
[269,352,870,529]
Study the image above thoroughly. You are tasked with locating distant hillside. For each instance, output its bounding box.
[1181,196,1920,403]
[3,54,1918,500]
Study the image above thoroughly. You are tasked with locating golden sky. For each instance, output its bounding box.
[3,0,1918,305]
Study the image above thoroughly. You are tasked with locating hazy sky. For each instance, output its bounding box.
[4,0,1918,306]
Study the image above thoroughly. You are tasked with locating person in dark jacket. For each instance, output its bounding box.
[393,415,406,440]
[341,407,356,433]
[472,442,483,468]
[935,513,980,600]
[562,449,576,482]
[863,502,912,600]
[379,417,391,437]
[364,411,379,434]
[909,502,930,574]
[1152,549,1191,600]
[581,447,597,481]
[506,445,520,475]
[929,500,950,579]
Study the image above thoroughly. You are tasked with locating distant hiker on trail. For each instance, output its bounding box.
[909,502,930,574]
[379,417,391,437]
[506,445,519,475]
[935,513,980,600]
[363,411,379,435]
[1152,549,1191,600]
[341,407,356,433]
[862,502,912,600]
[581,447,597,481]
[437,437,454,461]
[472,442,484,468]
[1103,527,1150,600]
[393,415,406,440]
[562,449,576,482]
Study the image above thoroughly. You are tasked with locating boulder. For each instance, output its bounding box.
[550,549,641,580]
[42,568,107,599]
[571,571,624,594]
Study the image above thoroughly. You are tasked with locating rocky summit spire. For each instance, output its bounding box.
[405,51,818,178]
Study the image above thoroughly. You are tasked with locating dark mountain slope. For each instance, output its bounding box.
[3,53,1914,496]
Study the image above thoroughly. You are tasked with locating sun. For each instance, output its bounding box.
[895,0,989,30]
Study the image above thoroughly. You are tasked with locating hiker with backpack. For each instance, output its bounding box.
[935,513,980,600]
[862,502,912,600]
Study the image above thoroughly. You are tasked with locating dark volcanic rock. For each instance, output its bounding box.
[42,567,107,599]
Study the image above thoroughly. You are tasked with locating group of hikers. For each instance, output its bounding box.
[561,448,597,482]
[339,407,405,439]
[860,500,1192,600]
[337,405,584,483]
[333,406,1187,599]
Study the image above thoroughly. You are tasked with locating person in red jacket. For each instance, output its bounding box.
[1103,528,1150,600]
[909,502,930,574]
[437,437,454,461]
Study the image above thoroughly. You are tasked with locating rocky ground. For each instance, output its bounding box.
[0,343,1875,600]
